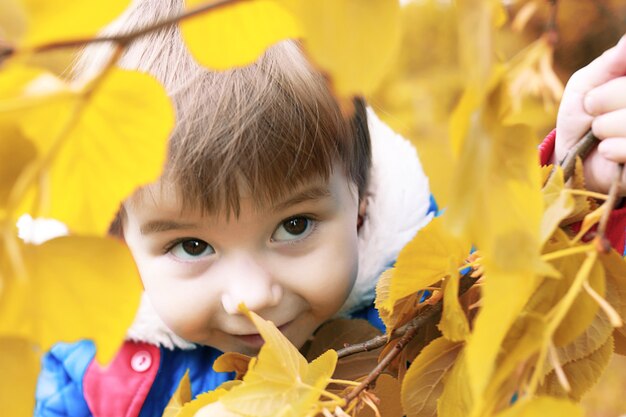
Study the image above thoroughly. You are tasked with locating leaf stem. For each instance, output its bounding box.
[540,243,592,262]
[564,189,608,201]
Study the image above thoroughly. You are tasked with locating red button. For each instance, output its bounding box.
[130,350,152,372]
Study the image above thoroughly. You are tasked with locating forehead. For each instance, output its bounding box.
[126,166,356,222]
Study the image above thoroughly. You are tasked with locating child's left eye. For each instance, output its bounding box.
[271,216,316,242]
[169,238,215,260]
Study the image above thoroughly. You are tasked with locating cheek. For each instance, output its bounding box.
[140,266,221,339]
[293,223,359,315]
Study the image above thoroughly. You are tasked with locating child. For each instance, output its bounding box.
[32,1,626,416]
[33,1,434,416]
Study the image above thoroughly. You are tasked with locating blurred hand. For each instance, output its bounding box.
[556,35,626,196]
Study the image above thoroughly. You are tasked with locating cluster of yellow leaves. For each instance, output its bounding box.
[164,305,340,417]
[1,1,404,415]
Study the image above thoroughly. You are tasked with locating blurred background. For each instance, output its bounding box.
[368,1,626,416]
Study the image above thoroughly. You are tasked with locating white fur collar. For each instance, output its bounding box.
[125,109,433,349]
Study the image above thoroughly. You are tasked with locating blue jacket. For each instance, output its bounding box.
[34,306,386,417]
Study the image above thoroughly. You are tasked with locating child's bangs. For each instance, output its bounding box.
[161,43,355,216]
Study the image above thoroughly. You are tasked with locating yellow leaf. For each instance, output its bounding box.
[538,334,614,401]
[213,352,252,380]
[17,68,174,235]
[0,0,27,43]
[546,309,612,376]
[540,166,574,244]
[446,78,545,410]
[401,337,462,417]
[532,230,605,347]
[179,386,239,417]
[0,122,37,210]
[356,374,403,417]
[218,305,338,417]
[163,370,192,417]
[181,0,301,70]
[439,268,470,342]
[0,64,70,114]
[599,250,626,327]
[492,396,583,417]
[0,236,142,363]
[485,315,546,411]
[375,269,426,333]
[562,157,595,225]
[437,351,473,417]
[18,0,130,46]
[280,0,401,97]
[0,337,40,417]
[379,216,471,315]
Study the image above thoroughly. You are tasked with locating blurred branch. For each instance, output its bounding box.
[558,129,599,183]
[0,0,243,62]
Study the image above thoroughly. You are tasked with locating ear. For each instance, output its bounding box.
[357,197,368,231]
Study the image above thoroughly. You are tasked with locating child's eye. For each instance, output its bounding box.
[271,216,316,242]
[169,239,215,260]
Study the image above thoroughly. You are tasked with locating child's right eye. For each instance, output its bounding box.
[169,239,215,260]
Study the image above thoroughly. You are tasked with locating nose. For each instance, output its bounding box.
[219,254,283,314]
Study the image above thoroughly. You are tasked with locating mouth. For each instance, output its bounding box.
[233,321,292,348]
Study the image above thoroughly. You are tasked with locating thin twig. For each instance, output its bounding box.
[339,273,478,406]
[596,162,625,253]
[559,130,599,183]
[336,273,477,359]
[12,0,244,56]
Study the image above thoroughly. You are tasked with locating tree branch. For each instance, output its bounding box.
[339,272,478,405]
[337,273,477,359]
[1,0,244,61]
[559,129,599,183]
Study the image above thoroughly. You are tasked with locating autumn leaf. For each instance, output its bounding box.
[401,337,462,417]
[279,0,401,98]
[0,336,40,417]
[0,123,36,210]
[375,269,428,333]
[447,79,545,414]
[16,0,130,47]
[163,370,192,417]
[179,385,240,417]
[212,304,339,417]
[599,249,626,331]
[377,216,470,316]
[214,352,252,380]
[492,396,584,417]
[439,269,470,342]
[0,236,142,363]
[180,0,301,70]
[13,68,174,235]
[531,229,605,347]
[305,318,381,383]
[538,335,614,401]
[540,165,574,244]
[437,351,473,417]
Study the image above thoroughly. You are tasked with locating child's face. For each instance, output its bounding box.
[123,166,360,355]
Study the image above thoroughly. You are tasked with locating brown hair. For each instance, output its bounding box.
[82,1,371,223]
[161,42,371,216]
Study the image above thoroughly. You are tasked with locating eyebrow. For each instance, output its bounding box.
[272,185,331,212]
[140,220,199,235]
